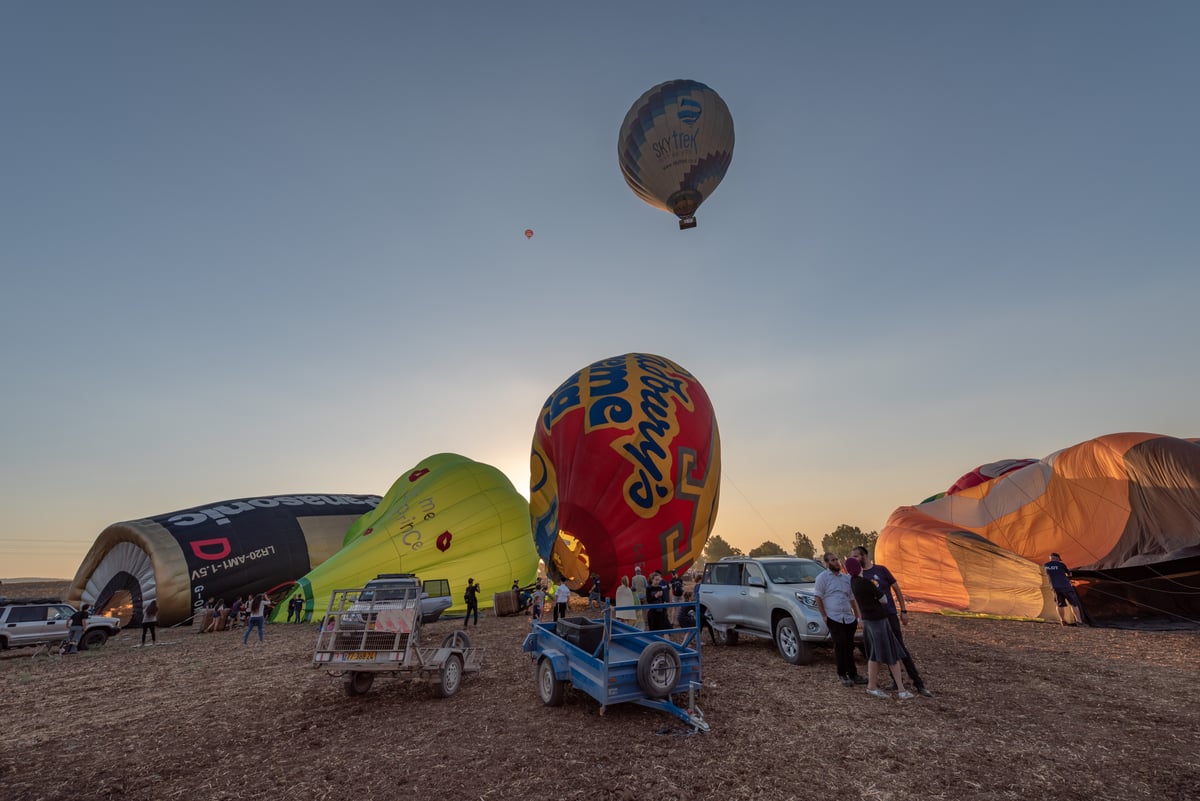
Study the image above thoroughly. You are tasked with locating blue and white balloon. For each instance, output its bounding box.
[618,79,735,230]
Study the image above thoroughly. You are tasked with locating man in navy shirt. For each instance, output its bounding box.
[587,573,603,610]
[1044,552,1086,626]
[852,546,932,697]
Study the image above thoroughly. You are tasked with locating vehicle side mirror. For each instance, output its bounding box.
[747,576,765,588]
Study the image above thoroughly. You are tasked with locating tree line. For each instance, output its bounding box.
[699,524,879,568]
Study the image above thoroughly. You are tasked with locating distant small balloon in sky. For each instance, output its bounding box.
[524,229,534,239]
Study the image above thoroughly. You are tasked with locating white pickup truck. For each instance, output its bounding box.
[357,574,453,624]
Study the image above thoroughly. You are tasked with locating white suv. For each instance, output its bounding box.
[698,556,834,665]
[0,599,122,652]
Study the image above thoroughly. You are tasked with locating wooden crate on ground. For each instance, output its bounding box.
[493,590,519,617]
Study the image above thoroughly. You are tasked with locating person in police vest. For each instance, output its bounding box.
[1044,553,1087,626]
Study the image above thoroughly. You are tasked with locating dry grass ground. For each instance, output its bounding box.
[1,581,1197,801]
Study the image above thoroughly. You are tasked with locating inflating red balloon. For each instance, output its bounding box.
[530,353,721,594]
[524,229,534,239]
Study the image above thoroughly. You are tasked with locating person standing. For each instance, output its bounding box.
[845,557,914,700]
[645,572,671,630]
[669,569,686,624]
[141,600,158,646]
[228,596,244,630]
[631,566,648,628]
[65,603,90,654]
[463,578,480,628]
[631,566,648,603]
[554,580,571,621]
[813,553,866,687]
[852,545,932,697]
[614,576,638,628]
[678,590,696,629]
[531,583,546,622]
[242,593,268,644]
[287,595,303,624]
[1044,552,1087,626]
[587,573,603,609]
[203,598,226,633]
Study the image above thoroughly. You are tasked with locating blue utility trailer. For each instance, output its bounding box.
[521,600,709,732]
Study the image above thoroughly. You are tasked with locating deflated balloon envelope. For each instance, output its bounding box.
[878,432,1200,627]
[280,453,538,620]
[68,494,380,626]
[530,353,721,595]
[618,79,734,229]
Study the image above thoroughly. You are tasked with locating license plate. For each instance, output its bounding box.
[342,651,376,661]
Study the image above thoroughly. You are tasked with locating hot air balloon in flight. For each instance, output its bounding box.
[277,453,538,621]
[524,229,534,239]
[878,433,1200,628]
[530,353,721,597]
[618,79,734,230]
[68,493,381,626]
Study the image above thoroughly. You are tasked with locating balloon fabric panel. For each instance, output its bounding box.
[530,353,720,595]
[879,433,1200,625]
[618,79,734,223]
[283,454,537,620]
[69,494,379,626]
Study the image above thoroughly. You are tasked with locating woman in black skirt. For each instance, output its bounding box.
[846,557,914,700]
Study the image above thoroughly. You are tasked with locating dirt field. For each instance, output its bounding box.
[1,581,1197,801]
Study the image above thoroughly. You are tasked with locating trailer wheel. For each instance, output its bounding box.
[441,630,472,649]
[435,653,464,698]
[537,657,566,706]
[636,642,681,699]
[343,671,374,697]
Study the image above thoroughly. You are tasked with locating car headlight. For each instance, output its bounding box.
[795,593,818,609]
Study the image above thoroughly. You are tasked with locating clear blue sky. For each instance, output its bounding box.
[3,2,1197,577]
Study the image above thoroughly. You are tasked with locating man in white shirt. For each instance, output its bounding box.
[631,566,649,628]
[554,581,572,621]
[813,552,865,687]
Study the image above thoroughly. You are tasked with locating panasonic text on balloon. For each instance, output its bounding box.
[165,494,381,528]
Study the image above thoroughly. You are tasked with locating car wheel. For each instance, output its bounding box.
[441,630,471,649]
[774,617,813,665]
[435,653,464,698]
[636,642,682,699]
[537,657,566,706]
[79,629,109,651]
[342,671,374,697]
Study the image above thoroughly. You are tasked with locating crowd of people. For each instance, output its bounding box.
[517,567,694,632]
[114,547,1084,678]
[192,593,274,642]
